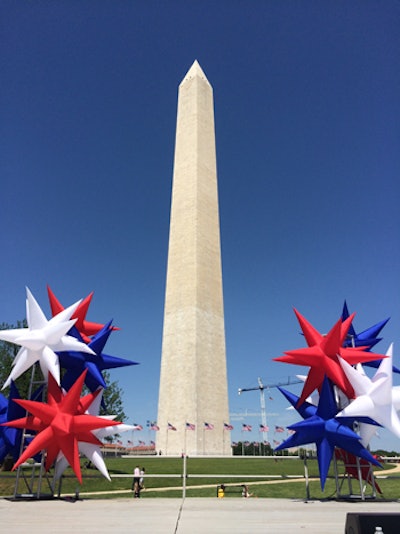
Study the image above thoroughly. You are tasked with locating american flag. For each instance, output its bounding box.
[243,440,250,446]
[133,424,143,431]
[168,422,177,431]
[242,424,252,431]
[204,422,214,430]
[127,440,133,445]
[273,439,281,445]
[224,423,234,430]
[275,425,285,433]
[259,424,269,432]
[150,423,160,431]
[264,440,270,446]
[150,440,156,446]
[186,422,195,430]
[117,440,123,445]
[232,441,238,447]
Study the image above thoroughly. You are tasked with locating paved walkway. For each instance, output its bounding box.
[1,497,399,533]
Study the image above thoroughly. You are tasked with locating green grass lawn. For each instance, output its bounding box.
[1,456,399,501]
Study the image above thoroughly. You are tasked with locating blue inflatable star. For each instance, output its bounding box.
[341,301,389,349]
[341,301,398,373]
[0,382,43,462]
[58,320,139,393]
[276,376,381,489]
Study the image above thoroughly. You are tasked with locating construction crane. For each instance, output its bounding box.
[238,376,302,443]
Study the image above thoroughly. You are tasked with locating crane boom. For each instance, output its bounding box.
[238,376,302,394]
[238,376,302,445]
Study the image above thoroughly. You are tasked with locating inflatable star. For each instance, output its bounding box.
[0,382,44,463]
[59,321,138,393]
[53,389,134,481]
[2,370,120,483]
[294,373,351,410]
[0,385,23,463]
[0,288,95,388]
[337,384,383,447]
[0,394,9,460]
[278,386,317,420]
[0,383,37,462]
[341,302,398,373]
[275,376,380,489]
[274,309,386,405]
[341,301,389,350]
[337,343,400,442]
[47,286,119,343]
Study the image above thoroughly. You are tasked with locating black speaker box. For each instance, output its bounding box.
[345,512,400,534]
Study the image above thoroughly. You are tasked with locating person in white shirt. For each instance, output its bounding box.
[133,465,141,498]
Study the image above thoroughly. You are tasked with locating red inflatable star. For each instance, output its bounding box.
[2,370,120,483]
[274,309,386,405]
[47,286,119,343]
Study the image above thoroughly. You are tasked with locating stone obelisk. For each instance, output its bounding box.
[156,61,230,456]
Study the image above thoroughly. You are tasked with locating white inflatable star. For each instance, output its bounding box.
[53,390,134,481]
[0,288,95,388]
[337,343,400,443]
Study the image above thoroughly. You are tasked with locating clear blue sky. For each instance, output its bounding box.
[1,2,400,451]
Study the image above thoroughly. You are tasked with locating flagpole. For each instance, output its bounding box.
[182,453,187,499]
[184,424,187,456]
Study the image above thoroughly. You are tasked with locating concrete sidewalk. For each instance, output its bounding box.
[1,497,399,533]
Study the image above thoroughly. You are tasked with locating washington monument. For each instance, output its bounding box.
[156,61,231,456]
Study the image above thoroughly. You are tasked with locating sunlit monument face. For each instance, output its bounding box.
[156,62,230,456]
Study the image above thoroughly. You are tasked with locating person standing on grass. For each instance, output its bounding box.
[133,465,141,498]
[140,467,146,490]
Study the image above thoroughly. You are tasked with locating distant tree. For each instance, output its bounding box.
[99,370,127,443]
[0,321,41,470]
[99,370,127,421]
[0,321,34,398]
